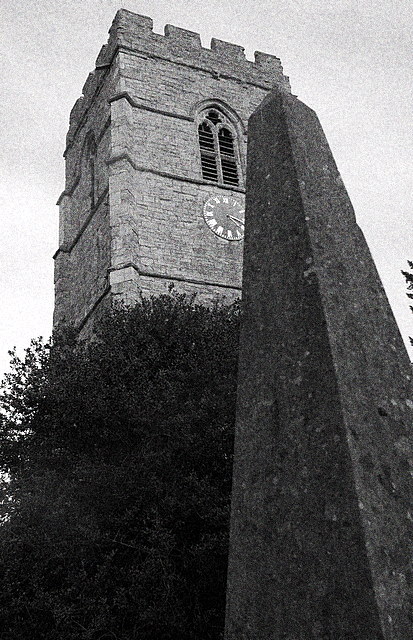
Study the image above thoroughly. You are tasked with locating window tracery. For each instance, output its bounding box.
[197,109,242,187]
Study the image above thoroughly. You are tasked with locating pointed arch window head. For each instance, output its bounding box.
[197,109,242,187]
[206,109,222,125]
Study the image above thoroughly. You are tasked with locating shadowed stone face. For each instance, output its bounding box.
[225,89,413,640]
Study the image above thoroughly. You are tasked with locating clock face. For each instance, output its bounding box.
[203,195,245,241]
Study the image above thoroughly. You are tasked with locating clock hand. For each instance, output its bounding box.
[227,214,245,227]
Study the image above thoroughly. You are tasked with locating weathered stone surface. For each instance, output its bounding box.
[225,90,413,639]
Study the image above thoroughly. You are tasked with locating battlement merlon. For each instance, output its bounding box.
[67,9,290,137]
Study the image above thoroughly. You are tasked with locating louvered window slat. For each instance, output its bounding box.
[221,158,239,186]
[199,123,215,151]
[201,156,218,181]
[198,122,219,181]
[219,128,239,186]
[197,112,241,187]
[218,128,235,157]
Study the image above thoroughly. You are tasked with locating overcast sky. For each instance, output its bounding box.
[0,0,412,376]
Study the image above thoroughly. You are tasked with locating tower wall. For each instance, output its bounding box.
[54,9,290,328]
[54,62,117,327]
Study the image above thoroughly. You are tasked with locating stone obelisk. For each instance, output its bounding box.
[225,90,413,639]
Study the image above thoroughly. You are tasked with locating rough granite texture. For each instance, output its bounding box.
[225,90,413,639]
[53,9,290,328]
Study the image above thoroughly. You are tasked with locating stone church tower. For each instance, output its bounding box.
[54,9,290,329]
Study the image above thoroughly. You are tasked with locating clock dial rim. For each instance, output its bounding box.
[203,194,245,241]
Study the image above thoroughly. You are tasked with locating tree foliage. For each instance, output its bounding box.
[402,260,413,345]
[0,293,240,640]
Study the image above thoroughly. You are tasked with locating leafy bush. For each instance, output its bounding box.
[0,293,240,639]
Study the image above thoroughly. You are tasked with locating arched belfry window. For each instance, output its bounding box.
[198,109,242,187]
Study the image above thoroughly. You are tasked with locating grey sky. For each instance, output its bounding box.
[0,0,412,375]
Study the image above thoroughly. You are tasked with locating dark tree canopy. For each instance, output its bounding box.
[0,293,240,640]
[402,260,413,345]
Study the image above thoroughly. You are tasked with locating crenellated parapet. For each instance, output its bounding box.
[108,9,289,87]
[67,9,290,141]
